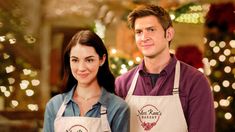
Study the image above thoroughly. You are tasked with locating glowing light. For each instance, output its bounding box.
[128,61,134,66]
[219,55,226,62]
[0,36,6,42]
[3,53,10,59]
[31,79,40,86]
[8,78,15,84]
[110,48,117,54]
[219,99,230,107]
[209,59,216,66]
[224,112,232,120]
[229,57,235,63]
[170,13,175,20]
[229,40,235,48]
[4,91,10,97]
[223,49,231,56]
[23,69,32,75]
[135,57,141,62]
[224,66,231,73]
[9,38,16,44]
[111,64,116,69]
[213,46,220,53]
[222,80,230,87]
[232,83,235,90]
[24,35,36,44]
[26,89,34,96]
[121,64,126,69]
[213,85,220,92]
[5,65,15,73]
[0,86,7,92]
[219,41,226,48]
[27,104,39,111]
[209,41,216,47]
[11,100,19,107]
[20,80,30,90]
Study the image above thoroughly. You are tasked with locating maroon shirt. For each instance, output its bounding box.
[115,54,215,132]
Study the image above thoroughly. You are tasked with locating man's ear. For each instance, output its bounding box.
[166,27,175,41]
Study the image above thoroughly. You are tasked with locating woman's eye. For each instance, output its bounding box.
[86,59,94,63]
[71,59,78,62]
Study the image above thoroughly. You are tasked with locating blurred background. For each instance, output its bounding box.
[0,0,234,131]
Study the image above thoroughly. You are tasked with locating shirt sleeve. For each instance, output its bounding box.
[115,76,125,99]
[187,75,215,132]
[43,102,56,132]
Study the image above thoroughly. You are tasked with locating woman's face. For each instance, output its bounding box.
[69,44,105,87]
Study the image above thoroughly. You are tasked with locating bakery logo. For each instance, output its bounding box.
[66,124,88,132]
[137,104,161,131]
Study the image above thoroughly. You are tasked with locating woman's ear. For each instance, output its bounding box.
[100,54,106,66]
[166,27,175,41]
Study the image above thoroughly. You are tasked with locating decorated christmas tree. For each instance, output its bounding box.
[204,2,235,131]
[0,0,40,111]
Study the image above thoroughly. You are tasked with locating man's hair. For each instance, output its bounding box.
[127,4,172,31]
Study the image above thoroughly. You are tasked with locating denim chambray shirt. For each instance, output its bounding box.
[43,86,130,132]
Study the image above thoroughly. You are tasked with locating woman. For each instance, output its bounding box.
[43,30,130,132]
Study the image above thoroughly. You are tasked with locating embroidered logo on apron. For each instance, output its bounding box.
[137,104,161,131]
[66,124,88,132]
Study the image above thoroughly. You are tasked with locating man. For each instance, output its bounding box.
[115,4,215,132]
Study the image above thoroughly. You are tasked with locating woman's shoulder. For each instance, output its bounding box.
[106,92,129,109]
[45,93,65,112]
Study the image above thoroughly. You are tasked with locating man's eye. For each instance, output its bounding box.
[148,28,155,32]
[135,30,141,34]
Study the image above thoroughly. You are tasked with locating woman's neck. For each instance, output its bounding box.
[75,82,101,99]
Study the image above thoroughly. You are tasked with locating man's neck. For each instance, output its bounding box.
[144,53,171,74]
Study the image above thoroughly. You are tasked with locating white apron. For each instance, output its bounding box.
[54,102,111,132]
[126,61,188,132]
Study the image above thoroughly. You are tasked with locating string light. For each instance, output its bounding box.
[224,112,232,120]
[222,80,230,87]
[27,104,39,111]
[224,66,231,73]
[219,41,226,48]
[26,89,34,96]
[229,40,235,48]
[5,65,15,73]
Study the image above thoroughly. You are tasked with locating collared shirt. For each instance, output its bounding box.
[43,87,130,132]
[115,54,215,132]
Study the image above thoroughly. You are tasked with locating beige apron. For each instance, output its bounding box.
[126,61,188,132]
[54,102,111,132]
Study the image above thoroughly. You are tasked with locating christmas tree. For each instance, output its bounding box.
[0,0,40,111]
[204,2,235,131]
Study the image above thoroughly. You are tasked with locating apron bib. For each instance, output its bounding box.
[54,102,111,132]
[126,61,188,132]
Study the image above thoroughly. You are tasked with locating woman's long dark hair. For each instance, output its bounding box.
[61,30,115,93]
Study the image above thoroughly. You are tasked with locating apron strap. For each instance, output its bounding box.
[100,106,111,132]
[56,101,67,117]
[173,61,180,95]
[125,69,139,101]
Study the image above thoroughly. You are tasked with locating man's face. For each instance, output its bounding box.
[134,15,174,59]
